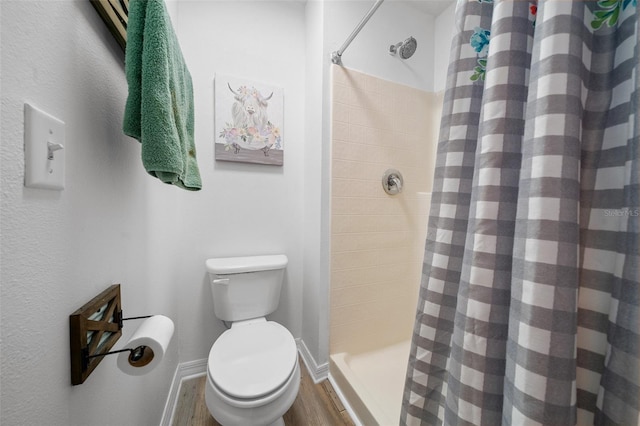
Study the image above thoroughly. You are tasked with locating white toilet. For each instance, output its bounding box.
[204,254,300,426]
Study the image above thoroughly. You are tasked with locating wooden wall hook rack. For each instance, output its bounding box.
[90,0,129,52]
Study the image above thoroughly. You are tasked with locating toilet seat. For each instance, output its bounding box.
[208,321,297,401]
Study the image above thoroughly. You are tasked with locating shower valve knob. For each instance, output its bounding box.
[382,169,404,195]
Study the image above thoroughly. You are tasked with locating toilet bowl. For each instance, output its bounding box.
[205,361,300,426]
[205,319,300,426]
[204,255,299,426]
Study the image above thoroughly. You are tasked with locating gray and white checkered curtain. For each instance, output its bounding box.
[402,0,638,425]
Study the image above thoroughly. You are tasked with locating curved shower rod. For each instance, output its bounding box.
[331,0,385,65]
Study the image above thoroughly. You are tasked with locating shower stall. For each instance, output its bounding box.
[328,65,440,426]
[326,1,452,423]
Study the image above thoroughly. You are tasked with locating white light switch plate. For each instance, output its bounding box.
[24,103,65,190]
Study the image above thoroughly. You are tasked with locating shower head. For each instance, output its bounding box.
[389,36,417,59]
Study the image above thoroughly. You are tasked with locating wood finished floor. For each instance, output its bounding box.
[172,362,354,426]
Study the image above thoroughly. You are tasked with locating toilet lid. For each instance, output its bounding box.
[208,321,297,399]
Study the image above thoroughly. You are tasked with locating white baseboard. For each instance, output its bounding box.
[160,358,207,426]
[296,338,328,384]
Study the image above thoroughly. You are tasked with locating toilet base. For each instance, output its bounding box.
[269,417,284,426]
[205,360,300,426]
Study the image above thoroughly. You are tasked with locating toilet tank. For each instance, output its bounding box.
[205,255,288,322]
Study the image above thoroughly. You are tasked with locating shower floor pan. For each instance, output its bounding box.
[330,340,411,426]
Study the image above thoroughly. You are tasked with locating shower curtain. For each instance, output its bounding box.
[402,0,638,425]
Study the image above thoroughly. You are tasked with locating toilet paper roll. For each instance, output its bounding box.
[117,315,174,376]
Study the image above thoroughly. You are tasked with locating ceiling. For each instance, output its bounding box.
[256,0,456,18]
[397,0,455,16]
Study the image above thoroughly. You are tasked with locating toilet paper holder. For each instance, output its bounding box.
[69,284,152,385]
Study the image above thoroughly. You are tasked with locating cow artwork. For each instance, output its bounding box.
[228,83,272,129]
[214,75,284,165]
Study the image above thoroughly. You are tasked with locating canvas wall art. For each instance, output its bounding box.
[214,74,284,166]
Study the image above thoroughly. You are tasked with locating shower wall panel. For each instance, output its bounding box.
[329,66,439,355]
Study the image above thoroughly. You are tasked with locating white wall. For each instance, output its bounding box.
[433,1,457,92]
[1,2,179,425]
[1,0,307,424]
[302,0,331,369]
[1,1,456,423]
[171,1,307,362]
[324,1,436,92]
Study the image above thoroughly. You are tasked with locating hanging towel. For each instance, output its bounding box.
[123,0,202,191]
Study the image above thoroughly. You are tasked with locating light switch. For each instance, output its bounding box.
[24,103,65,190]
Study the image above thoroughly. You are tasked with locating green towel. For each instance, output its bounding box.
[123,0,202,191]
